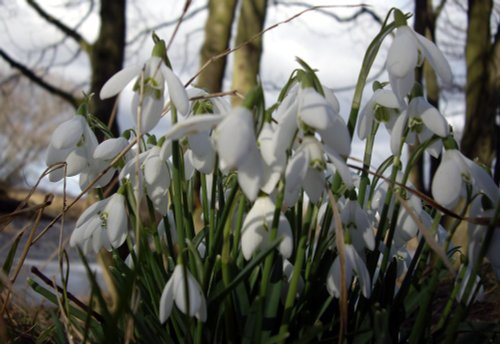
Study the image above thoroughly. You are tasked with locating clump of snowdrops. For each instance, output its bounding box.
[37,8,500,343]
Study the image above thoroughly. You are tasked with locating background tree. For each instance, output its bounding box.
[197,0,238,93]
[462,0,500,177]
[231,0,268,105]
[0,0,126,138]
[410,0,445,193]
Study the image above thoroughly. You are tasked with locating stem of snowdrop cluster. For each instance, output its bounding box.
[442,203,500,343]
[358,122,380,207]
[378,134,408,273]
[346,13,397,138]
[257,183,285,340]
[278,235,307,341]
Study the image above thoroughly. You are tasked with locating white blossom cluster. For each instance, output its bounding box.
[45,12,499,322]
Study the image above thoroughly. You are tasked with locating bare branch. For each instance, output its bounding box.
[127,4,208,45]
[25,0,92,53]
[186,4,372,88]
[273,0,383,25]
[0,48,78,107]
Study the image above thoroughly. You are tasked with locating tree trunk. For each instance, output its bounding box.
[197,0,238,93]
[90,0,127,138]
[411,0,441,194]
[462,0,496,166]
[231,0,267,106]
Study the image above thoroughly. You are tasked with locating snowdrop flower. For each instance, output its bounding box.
[298,87,351,157]
[79,136,130,190]
[390,96,449,156]
[70,193,128,254]
[467,198,500,279]
[340,200,375,252]
[431,149,499,209]
[326,244,371,298]
[280,259,305,303]
[283,136,353,207]
[100,40,189,132]
[213,107,264,201]
[240,196,293,260]
[143,146,171,215]
[456,265,485,305]
[159,264,207,322]
[387,18,452,105]
[284,136,326,206]
[46,115,98,183]
[358,89,401,140]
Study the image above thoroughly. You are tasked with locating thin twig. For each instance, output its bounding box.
[185,4,370,88]
[30,266,104,323]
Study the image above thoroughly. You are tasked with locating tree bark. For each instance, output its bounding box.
[462,0,497,166]
[411,0,441,194]
[231,0,267,106]
[197,0,238,93]
[90,0,127,138]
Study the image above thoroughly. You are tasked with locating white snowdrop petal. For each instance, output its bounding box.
[237,148,264,201]
[215,107,255,169]
[165,115,222,141]
[144,155,164,185]
[285,148,308,187]
[278,215,293,259]
[320,115,351,157]
[357,100,374,140]
[347,245,371,298]
[162,65,190,115]
[298,88,334,130]
[100,65,141,99]
[390,112,408,156]
[432,153,463,208]
[105,194,127,247]
[324,148,353,188]
[241,224,267,260]
[159,279,175,323]
[387,27,418,78]
[465,159,500,205]
[46,144,71,166]
[389,71,414,107]
[51,117,84,150]
[139,95,164,132]
[303,168,325,203]
[94,137,128,160]
[417,103,449,137]
[373,89,400,109]
[415,31,453,84]
[323,87,341,113]
[65,147,89,176]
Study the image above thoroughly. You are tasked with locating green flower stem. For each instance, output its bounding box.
[377,128,409,273]
[208,167,219,258]
[435,264,467,331]
[347,13,397,138]
[231,195,246,262]
[278,235,307,341]
[257,182,285,339]
[358,122,380,207]
[221,193,240,343]
[442,202,500,343]
[200,172,210,228]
